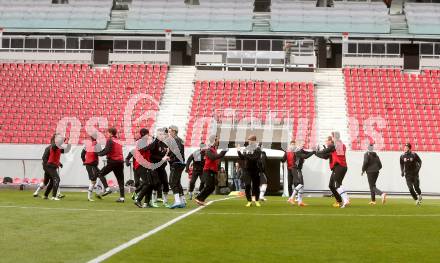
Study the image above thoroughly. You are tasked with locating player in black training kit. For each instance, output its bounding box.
[238,135,262,207]
[33,134,64,198]
[133,129,159,208]
[167,125,186,209]
[290,140,314,206]
[361,143,387,205]
[149,127,170,207]
[125,134,142,199]
[258,146,268,201]
[43,134,71,200]
[186,142,206,200]
[400,143,422,206]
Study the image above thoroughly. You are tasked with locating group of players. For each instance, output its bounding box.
[280,132,352,208]
[32,127,424,208]
[282,131,423,207]
[33,125,186,208]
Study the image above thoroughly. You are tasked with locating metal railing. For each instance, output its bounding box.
[198,38,315,68]
[0,48,93,53]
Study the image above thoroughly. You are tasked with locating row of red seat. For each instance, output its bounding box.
[193,81,314,92]
[349,97,440,104]
[344,67,440,77]
[1,63,167,71]
[1,74,166,82]
[348,85,440,91]
[193,93,314,102]
[1,85,164,93]
[1,78,165,84]
[346,73,439,81]
[347,84,440,91]
[1,70,167,78]
[346,77,440,84]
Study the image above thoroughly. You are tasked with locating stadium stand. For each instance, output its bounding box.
[344,67,440,151]
[270,0,390,33]
[0,63,167,144]
[0,0,112,29]
[125,0,254,31]
[405,2,440,35]
[185,80,316,147]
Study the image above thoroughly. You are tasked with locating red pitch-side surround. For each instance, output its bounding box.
[185,80,316,148]
[0,63,168,144]
[344,67,440,151]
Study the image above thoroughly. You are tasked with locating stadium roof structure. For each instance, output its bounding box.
[4,21,440,41]
[2,1,440,40]
[4,24,440,41]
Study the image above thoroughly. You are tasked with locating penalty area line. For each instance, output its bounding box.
[87,196,236,263]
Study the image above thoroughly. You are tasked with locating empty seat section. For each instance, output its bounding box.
[185,79,316,147]
[0,63,168,144]
[344,67,440,151]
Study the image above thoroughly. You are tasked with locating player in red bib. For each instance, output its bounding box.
[283,140,314,207]
[315,132,351,208]
[81,133,102,201]
[33,134,66,199]
[282,140,298,200]
[44,134,71,200]
[195,135,228,206]
[97,127,125,203]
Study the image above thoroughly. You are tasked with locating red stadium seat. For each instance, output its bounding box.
[30,178,40,185]
[107,180,116,187]
[0,63,168,144]
[13,178,22,184]
[345,67,436,151]
[185,80,316,147]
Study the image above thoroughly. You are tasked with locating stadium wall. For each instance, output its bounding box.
[195,70,314,82]
[0,144,438,195]
[0,52,93,63]
[108,53,170,64]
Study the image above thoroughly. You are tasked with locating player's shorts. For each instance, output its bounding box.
[260,172,268,185]
[85,165,99,181]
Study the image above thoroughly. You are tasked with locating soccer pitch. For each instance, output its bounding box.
[1,190,439,263]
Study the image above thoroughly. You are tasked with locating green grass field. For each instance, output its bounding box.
[1,189,439,263]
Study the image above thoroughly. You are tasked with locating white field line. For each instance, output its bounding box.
[86,197,236,263]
